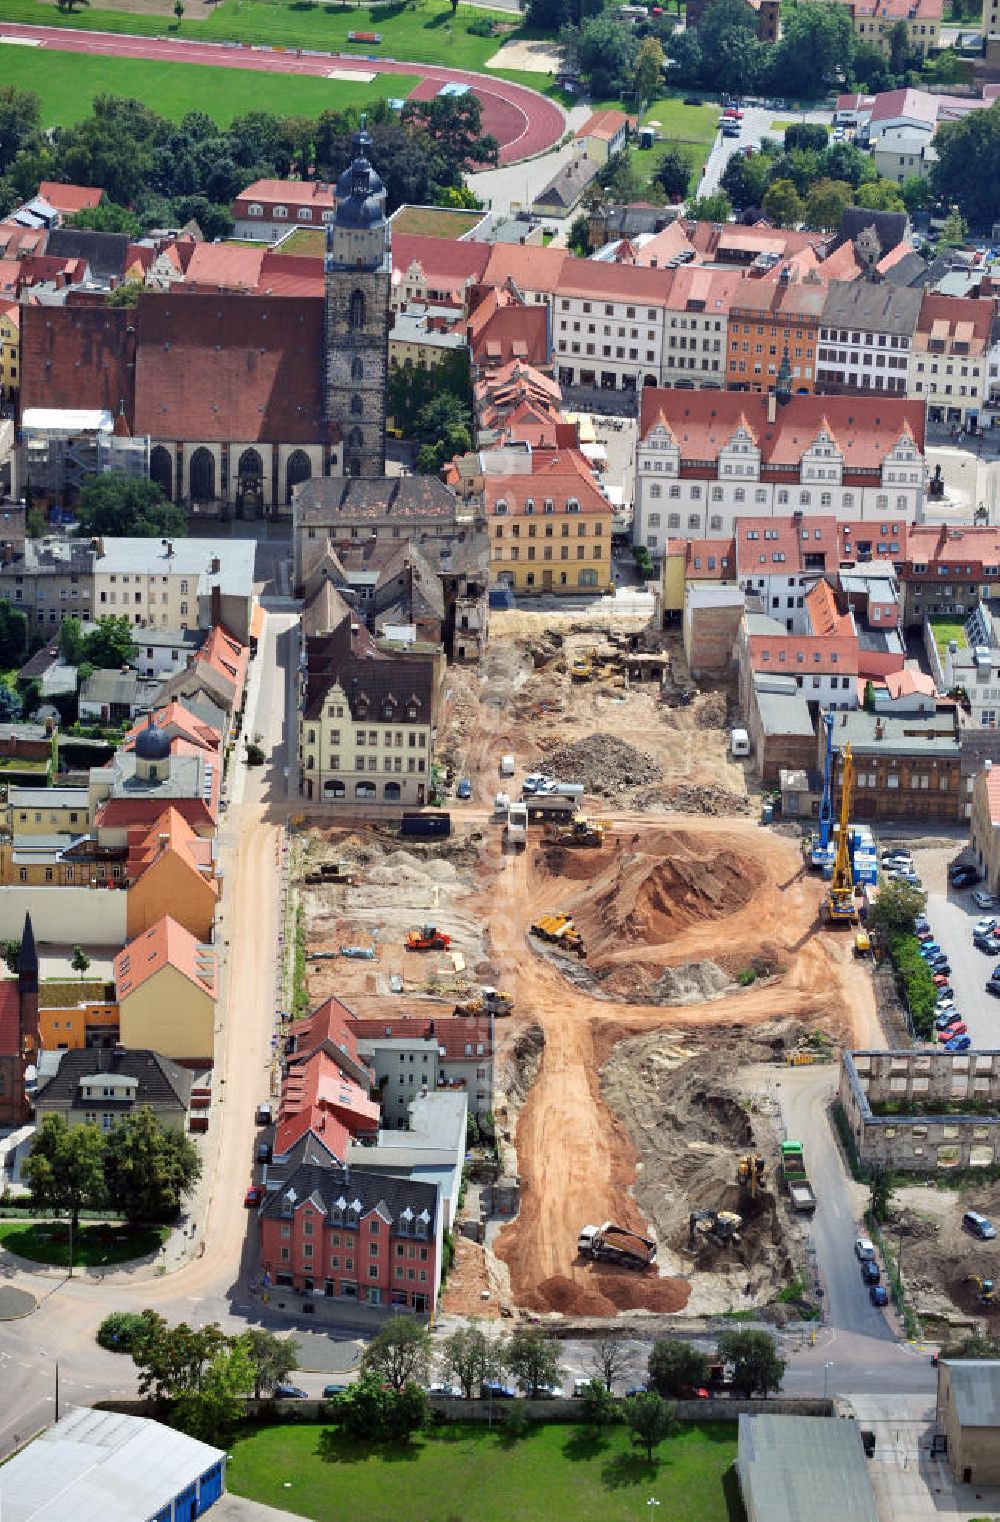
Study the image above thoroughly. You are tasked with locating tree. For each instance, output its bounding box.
[103,1106,202,1223]
[97,1310,149,1353]
[504,1328,563,1397]
[241,1329,300,1399]
[130,1312,229,1407]
[588,1335,635,1393]
[868,878,927,938]
[25,1114,106,1232]
[568,211,593,256]
[579,1378,619,1430]
[647,1338,711,1398]
[900,175,933,215]
[720,150,772,211]
[71,945,91,981]
[771,0,855,97]
[0,939,19,975]
[174,0,185,19]
[656,146,693,202]
[784,122,830,155]
[76,473,185,538]
[361,1318,432,1393]
[332,1370,428,1442]
[66,202,141,236]
[598,149,640,206]
[441,1321,500,1399]
[938,206,968,248]
[412,388,473,474]
[635,37,666,106]
[803,177,854,231]
[715,1330,786,1397]
[869,1164,895,1225]
[855,178,905,212]
[0,86,42,177]
[0,600,26,667]
[686,190,732,223]
[566,11,639,99]
[81,616,137,670]
[932,104,1000,232]
[58,616,84,665]
[0,685,22,723]
[762,178,804,227]
[624,1391,678,1460]
[173,1339,254,1443]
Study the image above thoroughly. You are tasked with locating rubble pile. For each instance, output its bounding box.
[661,782,752,816]
[542,733,662,796]
[694,691,728,730]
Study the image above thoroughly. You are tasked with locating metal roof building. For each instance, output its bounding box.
[0,1407,225,1522]
[738,1414,879,1522]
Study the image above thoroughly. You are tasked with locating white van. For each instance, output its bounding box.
[730,727,750,759]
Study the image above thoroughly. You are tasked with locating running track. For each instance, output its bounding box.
[0,22,566,164]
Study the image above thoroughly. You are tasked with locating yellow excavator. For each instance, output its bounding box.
[965,1274,996,1304]
[826,741,858,924]
[738,1154,766,1202]
[689,1209,743,1247]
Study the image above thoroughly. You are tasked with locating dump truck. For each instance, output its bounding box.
[780,1141,817,1212]
[454,987,513,1018]
[545,814,610,849]
[577,1222,656,1270]
[504,802,528,850]
[405,925,452,952]
[530,914,586,957]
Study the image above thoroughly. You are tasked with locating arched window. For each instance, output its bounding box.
[286,449,311,503]
[323,779,345,798]
[348,427,364,449]
[351,357,364,382]
[351,394,363,416]
[189,447,215,502]
[238,447,263,481]
[356,780,376,799]
[150,445,172,500]
[349,290,366,329]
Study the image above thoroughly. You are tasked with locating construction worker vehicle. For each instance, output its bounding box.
[570,655,595,682]
[577,1222,656,1270]
[780,1141,817,1212]
[530,914,587,958]
[737,1154,766,1202]
[504,801,528,851]
[826,741,859,923]
[965,1274,996,1304]
[544,814,610,849]
[405,925,452,952]
[688,1209,743,1247]
[854,927,872,957]
[454,987,513,1019]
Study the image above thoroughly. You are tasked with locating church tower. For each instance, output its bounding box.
[324,124,391,478]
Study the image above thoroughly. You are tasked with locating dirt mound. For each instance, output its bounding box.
[593,959,734,1006]
[532,1272,691,1316]
[503,1022,545,1110]
[694,692,728,730]
[653,783,751,816]
[542,733,663,798]
[604,847,763,943]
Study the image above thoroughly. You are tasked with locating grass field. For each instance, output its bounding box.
[0,1220,169,1267]
[930,617,969,654]
[227,1420,744,1522]
[0,43,419,126]
[626,96,718,203]
[390,206,482,237]
[277,228,327,255]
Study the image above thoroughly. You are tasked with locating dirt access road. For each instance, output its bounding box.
[477,813,876,1317]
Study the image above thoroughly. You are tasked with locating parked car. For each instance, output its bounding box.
[986,978,1000,998]
[683,95,702,105]
[928,959,952,975]
[855,1236,876,1261]
[938,1021,967,1039]
[919,942,942,959]
[323,1384,349,1399]
[963,1210,998,1240]
[625,1383,650,1397]
[870,1285,889,1307]
[482,1381,517,1399]
[274,1385,308,1400]
[944,1034,972,1052]
[973,890,1000,911]
[883,851,913,867]
[244,1185,263,1207]
[932,976,952,991]
[534,1383,563,1398]
[522,773,550,795]
[428,1383,463,1398]
[888,870,921,886]
[861,1259,881,1285]
[456,779,472,800]
[975,935,1000,956]
[974,918,999,935]
[935,1011,962,1031]
[916,928,935,942]
[950,863,982,888]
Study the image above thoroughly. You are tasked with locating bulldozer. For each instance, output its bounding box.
[405,924,452,952]
[454,987,514,1018]
[545,814,610,849]
[530,913,587,958]
[689,1209,743,1248]
[965,1274,996,1304]
[737,1154,766,1203]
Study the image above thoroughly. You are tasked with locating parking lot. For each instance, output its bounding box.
[907,843,1000,1050]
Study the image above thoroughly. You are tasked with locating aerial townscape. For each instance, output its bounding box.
[8,2,1000,1521]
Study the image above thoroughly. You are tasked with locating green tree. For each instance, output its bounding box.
[863,679,876,713]
[0,939,19,975]
[932,104,1000,231]
[441,1320,501,1399]
[579,1378,619,1430]
[172,1337,254,1443]
[566,11,639,98]
[174,0,185,19]
[772,0,855,97]
[804,178,854,230]
[71,944,91,980]
[868,878,927,937]
[900,175,934,215]
[869,1164,895,1225]
[25,1114,106,1233]
[81,616,137,670]
[855,178,905,212]
[784,122,831,154]
[647,1337,711,1398]
[0,599,27,667]
[588,1335,634,1392]
[103,1106,202,1223]
[721,150,773,210]
[568,211,593,256]
[656,146,694,202]
[762,178,804,226]
[624,1391,678,1460]
[504,1328,563,1397]
[598,149,640,205]
[332,1370,428,1442]
[76,473,185,538]
[130,1311,229,1407]
[58,616,84,665]
[241,1329,300,1400]
[0,85,42,177]
[635,36,666,106]
[938,206,968,247]
[65,202,140,236]
[686,190,732,222]
[716,1329,786,1397]
[97,1310,149,1353]
[361,1318,433,1393]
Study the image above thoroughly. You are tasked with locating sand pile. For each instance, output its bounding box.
[598,843,763,943]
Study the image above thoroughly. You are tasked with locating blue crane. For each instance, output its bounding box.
[811,711,836,872]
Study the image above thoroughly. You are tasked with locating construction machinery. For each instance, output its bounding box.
[737,1154,766,1203]
[570,654,595,682]
[854,927,872,957]
[811,711,836,872]
[688,1209,743,1247]
[530,913,587,958]
[780,1141,817,1212]
[544,813,610,849]
[504,801,528,850]
[405,925,452,952]
[577,1222,656,1270]
[965,1274,996,1304]
[825,741,858,924]
[454,987,513,1019]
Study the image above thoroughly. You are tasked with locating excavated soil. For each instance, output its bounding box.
[890,1181,1000,1327]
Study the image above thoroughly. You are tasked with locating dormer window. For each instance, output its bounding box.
[495,500,508,515]
[383,699,395,719]
[524,499,535,514]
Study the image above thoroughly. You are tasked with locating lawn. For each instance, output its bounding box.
[929,617,969,654]
[390,206,482,238]
[0,1219,168,1268]
[631,136,711,202]
[622,97,718,203]
[0,0,516,73]
[0,44,419,128]
[276,228,327,255]
[227,1420,743,1522]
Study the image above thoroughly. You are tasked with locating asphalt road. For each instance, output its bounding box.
[909,843,1000,1052]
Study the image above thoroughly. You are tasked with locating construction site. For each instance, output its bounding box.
[289,615,892,1324]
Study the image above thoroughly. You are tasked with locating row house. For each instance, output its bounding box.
[486,447,613,596]
[907,292,997,431]
[734,514,840,634]
[830,704,965,824]
[634,387,926,555]
[350,1014,493,1124]
[550,260,671,393]
[899,524,1000,627]
[232,179,337,244]
[737,610,860,717]
[816,279,922,395]
[726,275,828,396]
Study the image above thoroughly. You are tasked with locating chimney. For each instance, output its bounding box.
[211,555,221,574]
[875,719,884,740]
[767,392,777,425]
[210,582,222,628]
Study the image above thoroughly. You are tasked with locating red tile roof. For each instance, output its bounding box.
[233,179,337,216]
[276,1046,379,1157]
[196,625,249,710]
[257,251,324,298]
[734,515,839,578]
[0,981,20,1061]
[805,579,854,639]
[393,234,491,293]
[126,806,218,895]
[350,1014,492,1061]
[37,182,103,215]
[184,242,265,292]
[0,223,47,259]
[20,304,133,418]
[123,701,221,756]
[575,109,632,143]
[468,292,549,369]
[838,519,909,559]
[884,668,935,700]
[981,765,1000,826]
[485,448,610,517]
[905,523,1000,569]
[669,536,736,579]
[96,795,217,836]
[114,915,216,1002]
[481,243,568,297]
[748,633,859,675]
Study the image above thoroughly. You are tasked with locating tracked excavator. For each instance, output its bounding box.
[689,1209,743,1248]
[737,1154,766,1203]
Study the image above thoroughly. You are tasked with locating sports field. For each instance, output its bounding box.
[0,43,419,126]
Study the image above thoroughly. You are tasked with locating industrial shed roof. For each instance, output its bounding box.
[738,1415,878,1522]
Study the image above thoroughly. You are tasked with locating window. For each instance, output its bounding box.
[349,290,366,329]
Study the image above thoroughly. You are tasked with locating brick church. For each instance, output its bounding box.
[0,913,40,1129]
[19,129,392,517]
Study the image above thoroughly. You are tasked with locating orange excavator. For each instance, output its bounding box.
[405,924,452,952]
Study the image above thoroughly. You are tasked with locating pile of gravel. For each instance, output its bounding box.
[543,733,662,797]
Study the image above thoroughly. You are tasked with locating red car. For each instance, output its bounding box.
[938,1021,967,1040]
[933,973,950,987]
[244,1185,263,1207]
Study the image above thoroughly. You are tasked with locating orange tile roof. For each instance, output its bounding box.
[735,515,839,577]
[670,536,736,579]
[805,579,854,639]
[37,181,103,215]
[481,243,569,296]
[748,633,859,675]
[350,1014,492,1062]
[184,243,265,292]
[123,701,222,755]
[114,914,216,1002]
[575,109,632,143]
[126,805,218,893]
[276,1047,379,1156]
[0,300,19,331]
[981,765,1000,826]
[485,448,610,517]
[884,668,935,700]
[234,178,337,209]
[198,624,249,707]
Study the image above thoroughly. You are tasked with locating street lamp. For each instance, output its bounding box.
[823,1361,834,1400]
[647,1501,662,1517]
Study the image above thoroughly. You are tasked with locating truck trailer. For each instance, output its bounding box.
[577,1222,656,1270]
